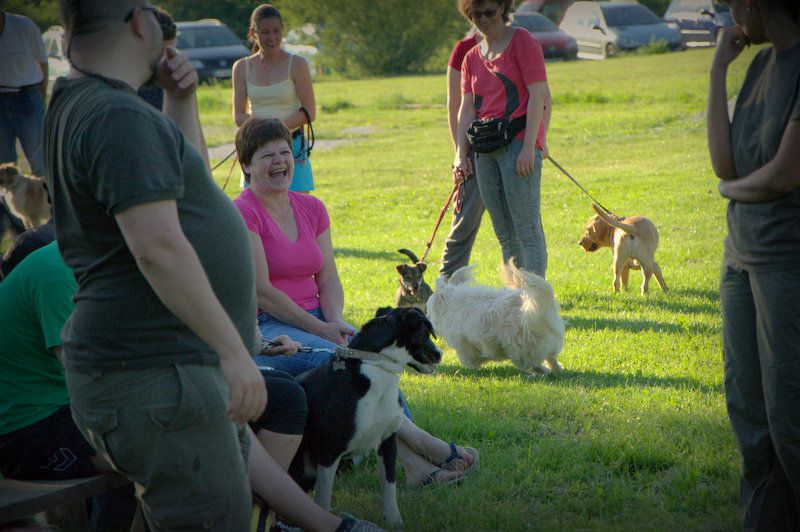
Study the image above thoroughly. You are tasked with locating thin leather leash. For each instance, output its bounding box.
[546,155,615,215]
[419,169,468,263]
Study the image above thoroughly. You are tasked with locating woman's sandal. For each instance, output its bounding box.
[437,442,480,474]
[419,467,464,487]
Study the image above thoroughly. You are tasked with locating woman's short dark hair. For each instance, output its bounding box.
[457,0,514,24]
[154,6,176,42]
[235,117,292,183]
[248,4,283,53]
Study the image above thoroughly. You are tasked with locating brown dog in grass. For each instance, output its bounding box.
[395,248,433,314]
[0,163,50,230]
[579,204,667,294]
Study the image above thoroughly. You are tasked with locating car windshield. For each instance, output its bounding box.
[601,5,661,27]
[666,0,730,12]
[177,26,241,49]
[514,14,559,32]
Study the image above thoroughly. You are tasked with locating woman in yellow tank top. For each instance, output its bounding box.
[232,4,316,193]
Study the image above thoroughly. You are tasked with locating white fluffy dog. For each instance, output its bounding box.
[427,260,565,375]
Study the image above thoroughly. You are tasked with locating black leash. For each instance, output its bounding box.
[212,148,237,171]
[546,155,614,215]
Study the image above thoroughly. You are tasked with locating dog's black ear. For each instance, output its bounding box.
[375,306,394,318]
[396,265,407,275]
[407,308,437,339]
[418,263,427,273]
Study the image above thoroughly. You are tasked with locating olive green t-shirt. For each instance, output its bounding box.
[726,43,800,271]
[44,76,259,372]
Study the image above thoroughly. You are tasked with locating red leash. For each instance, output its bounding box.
[419,169,468,263]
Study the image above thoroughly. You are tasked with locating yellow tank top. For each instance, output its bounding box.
[246,54,301,125]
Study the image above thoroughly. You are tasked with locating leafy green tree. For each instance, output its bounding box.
[6,0,61,30]
[277,0,467,76]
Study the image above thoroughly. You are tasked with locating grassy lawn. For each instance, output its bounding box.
[0,46,753,530]
[199,46,758,530]
[0,45,754,529]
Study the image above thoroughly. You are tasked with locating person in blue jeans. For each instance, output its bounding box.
[0,1,47,176]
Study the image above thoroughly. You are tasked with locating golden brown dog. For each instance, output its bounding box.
[578,204,667,294]
[0,163,50,230]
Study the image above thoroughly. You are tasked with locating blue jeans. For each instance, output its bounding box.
[475,141,547,276]
[0,88,45,176]
[255,308,412,418]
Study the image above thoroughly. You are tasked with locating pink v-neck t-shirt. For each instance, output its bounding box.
[234,189,330,310]
[461,28,547,147]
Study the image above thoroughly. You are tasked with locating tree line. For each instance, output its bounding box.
[8,0,672,77]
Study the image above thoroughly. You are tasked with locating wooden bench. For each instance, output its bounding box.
[0,473,130,525]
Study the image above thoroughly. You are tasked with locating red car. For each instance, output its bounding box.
[511,12,579,60]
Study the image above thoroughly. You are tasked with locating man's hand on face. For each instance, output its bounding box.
[156,46,198,99]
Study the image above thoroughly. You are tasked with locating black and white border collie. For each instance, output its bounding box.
[290,307,441,527]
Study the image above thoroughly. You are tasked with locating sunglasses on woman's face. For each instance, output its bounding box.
[472,7,498,20]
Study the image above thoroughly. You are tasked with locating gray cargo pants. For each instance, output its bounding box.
[720,263,800,531]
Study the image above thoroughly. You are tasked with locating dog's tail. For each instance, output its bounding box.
[447,264,476,286]
[397,248,421,264]
[502,259,565,359]
[502,259,562,326]
[501,260,555,304]
[592,204,638,237]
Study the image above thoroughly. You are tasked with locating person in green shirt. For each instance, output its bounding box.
[0,242,103,478]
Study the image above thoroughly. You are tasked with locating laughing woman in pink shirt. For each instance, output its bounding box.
[234,117,479,487]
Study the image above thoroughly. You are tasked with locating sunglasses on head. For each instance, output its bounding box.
[472,7,498,20]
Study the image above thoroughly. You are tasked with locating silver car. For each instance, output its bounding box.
[560,1,684,59]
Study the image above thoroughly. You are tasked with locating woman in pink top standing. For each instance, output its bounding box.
[453,0,552,276]
[234,117,479,487]
[232,4,316,193]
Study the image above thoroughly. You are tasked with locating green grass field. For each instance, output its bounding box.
[199,45,759,530]
[0,45,754,529]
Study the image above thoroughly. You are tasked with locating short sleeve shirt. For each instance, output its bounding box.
[44,76,259,372]
[726,43,800,271]
[0,243,74,434]
[0,13,46,88]
[449,35,479,71]
[234,190,330,310]
[461,29,547,147]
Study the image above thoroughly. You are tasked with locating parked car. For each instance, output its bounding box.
[175,19,250,83]
[559,1,684,59]
[663,0,733,46]
[515,0,574,24]
[512,12,578,60]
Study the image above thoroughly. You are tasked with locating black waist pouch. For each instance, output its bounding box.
[467,115,526,153]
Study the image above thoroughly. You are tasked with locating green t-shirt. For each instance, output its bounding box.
[0,242,74,435]
[44,77,259,372]
[726,43,800,271]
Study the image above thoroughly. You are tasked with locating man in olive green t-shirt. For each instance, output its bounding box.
[44,2,265,530]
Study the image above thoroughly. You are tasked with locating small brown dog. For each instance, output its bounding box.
[395,248,433,314]
[579,204,667,294]
[0,163,50,230]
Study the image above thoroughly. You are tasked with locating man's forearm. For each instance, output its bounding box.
[707,66,737,180]
[164,93,210,170]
